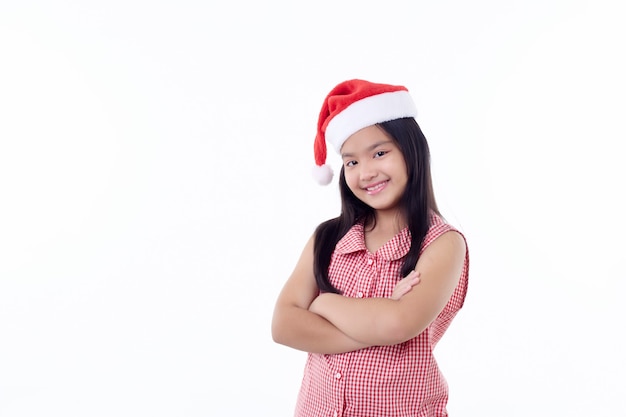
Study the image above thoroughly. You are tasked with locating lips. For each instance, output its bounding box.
[364,180,388,195]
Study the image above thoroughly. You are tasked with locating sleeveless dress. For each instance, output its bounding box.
[295,213,470,417]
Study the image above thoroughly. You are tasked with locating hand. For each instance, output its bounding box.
[390,270,421,300]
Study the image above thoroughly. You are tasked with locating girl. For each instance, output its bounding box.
[271,79,469,417]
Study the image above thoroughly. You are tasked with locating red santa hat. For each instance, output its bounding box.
[312,79,418,185]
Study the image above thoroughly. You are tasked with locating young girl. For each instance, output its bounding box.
[272,79,469,417]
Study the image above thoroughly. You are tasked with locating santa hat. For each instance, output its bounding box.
[312,79,418,185]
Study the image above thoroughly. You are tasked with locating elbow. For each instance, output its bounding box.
[271,309,292,346]
[381,321,411,346]
[271,315,285,345]
[271,324,280,344]
[379,312,426,345]
[271,327,288,346]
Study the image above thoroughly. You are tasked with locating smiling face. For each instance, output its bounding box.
[340,124,408,216]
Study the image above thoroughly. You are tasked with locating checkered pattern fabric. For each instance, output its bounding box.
[295,213,469,417]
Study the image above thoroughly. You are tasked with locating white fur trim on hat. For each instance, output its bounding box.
[325,90,417,153]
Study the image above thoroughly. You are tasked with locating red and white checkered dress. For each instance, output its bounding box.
[295,214,469,417]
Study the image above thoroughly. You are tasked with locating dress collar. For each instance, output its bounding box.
[334,222,412,261]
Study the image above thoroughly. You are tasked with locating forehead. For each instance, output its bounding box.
[340,125,395,155]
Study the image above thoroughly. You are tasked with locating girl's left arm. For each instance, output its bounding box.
[309,230,466,346]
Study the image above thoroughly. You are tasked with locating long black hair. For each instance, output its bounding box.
[313,117,440,294]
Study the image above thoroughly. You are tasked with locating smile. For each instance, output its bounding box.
[364,181,388,195]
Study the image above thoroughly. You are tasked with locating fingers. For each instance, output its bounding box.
[400,270,422,291]
[404,269,421,284]
[390,270,422,300]
[401,272,420,291]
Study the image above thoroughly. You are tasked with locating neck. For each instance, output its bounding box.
[368,208,406,234]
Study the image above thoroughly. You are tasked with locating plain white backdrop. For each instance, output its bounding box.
[1,1,625,416]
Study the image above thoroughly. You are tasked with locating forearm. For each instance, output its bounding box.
[272,304,370,354]
[310,293,406,346]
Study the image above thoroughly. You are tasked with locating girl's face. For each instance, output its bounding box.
[340,125,408,214]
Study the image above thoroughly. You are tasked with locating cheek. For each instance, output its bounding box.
[392,160,409,182]
[344,170,360,191]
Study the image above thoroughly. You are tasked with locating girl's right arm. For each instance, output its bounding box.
[271,234,370,354]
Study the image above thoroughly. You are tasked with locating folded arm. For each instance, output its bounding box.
[308,231,466,346]
[271,234,370,354]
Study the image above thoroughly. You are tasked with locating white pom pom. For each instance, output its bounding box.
[312,164,333,185]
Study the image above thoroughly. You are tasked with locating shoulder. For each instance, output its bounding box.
[424,229,466,259]
[421,212,466,253]
[313,217,340,248]
[422,212,470,306]
[314,217,354,242]
[315,217,365,254]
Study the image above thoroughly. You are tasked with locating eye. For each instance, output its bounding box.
[345,160,357,167]
[374,150,387,158]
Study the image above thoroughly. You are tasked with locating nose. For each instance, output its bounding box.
[359,159,377,182]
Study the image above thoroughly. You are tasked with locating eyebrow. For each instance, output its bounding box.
[341,140,393,158]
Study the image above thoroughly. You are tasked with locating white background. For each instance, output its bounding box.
[1,1,625,416]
